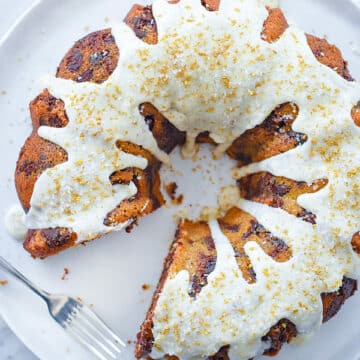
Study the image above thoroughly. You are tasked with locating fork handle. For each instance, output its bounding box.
[0,256,49,301]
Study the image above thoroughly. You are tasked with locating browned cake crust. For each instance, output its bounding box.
[218,207,292,284]
[56,29,120,84]
[238,172,328,224]
[15,1,359,356]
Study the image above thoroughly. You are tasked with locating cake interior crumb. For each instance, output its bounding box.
[165,182,184,205]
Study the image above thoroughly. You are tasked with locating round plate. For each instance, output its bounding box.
[1,0,360,359]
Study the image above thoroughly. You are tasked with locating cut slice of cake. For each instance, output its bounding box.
[135,207,357,359]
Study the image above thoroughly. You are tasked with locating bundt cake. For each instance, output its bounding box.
[10,0,360,358]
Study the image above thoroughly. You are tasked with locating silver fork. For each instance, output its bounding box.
[0,256,126,360]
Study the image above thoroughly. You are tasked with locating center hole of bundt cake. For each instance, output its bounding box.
[160,144,238,220]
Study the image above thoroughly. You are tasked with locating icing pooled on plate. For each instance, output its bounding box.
[5,204,27,241]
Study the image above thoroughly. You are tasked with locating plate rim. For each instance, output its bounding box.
[0,0,43,49]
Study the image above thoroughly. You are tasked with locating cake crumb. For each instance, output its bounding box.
[142,284,151,290]
[174,208,190,222]
[165,182,177,198]
[126,219,138,233]
[218,185,241,211]
[61,268,69,280]
[165,182,184,205]
[173,194,184,205]
[0,280,8,286]
[200,206,219,221]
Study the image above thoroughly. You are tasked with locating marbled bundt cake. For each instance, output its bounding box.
[12,0,360,358]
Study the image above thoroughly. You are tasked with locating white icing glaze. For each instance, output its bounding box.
[152,206,359,359]
[10,0,360,356]
[5,204,27,241]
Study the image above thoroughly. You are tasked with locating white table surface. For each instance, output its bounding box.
[0,3,38,360]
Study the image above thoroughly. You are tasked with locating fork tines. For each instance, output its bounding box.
[62,303,125,360]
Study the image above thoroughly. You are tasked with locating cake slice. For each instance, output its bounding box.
[135,207,357,359]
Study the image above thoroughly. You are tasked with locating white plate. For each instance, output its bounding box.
[0,0,360,359]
